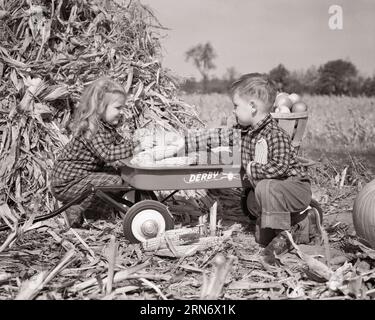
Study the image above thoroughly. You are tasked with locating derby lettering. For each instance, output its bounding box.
[185,171,220,184]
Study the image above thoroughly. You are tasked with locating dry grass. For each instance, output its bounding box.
[181,93,375,153]
[302,95,375,152]
[1,190,375,300]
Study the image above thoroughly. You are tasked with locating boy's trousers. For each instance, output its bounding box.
[51,171,125,219]
[246,177,312,230]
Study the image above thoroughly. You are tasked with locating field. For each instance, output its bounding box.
[181,93,375,155]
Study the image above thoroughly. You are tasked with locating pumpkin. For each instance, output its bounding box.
[353,179,375,248]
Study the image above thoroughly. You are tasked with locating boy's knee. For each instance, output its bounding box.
[256,178,287,193]
[255,179,287,205]
[254,179,273,196]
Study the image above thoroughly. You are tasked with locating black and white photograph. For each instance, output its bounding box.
[0,0,375,304]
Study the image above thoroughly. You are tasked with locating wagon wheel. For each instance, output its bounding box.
[123,200,174,243]
[241,188,324,223]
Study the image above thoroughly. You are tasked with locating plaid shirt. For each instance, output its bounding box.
[185,114,307,180]
[51,121,133,188]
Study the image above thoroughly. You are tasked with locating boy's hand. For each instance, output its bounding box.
[165,132,184,146]
[226,114,237,127]
[172,136,185,156]
[246,161,254,175]
[158,132,185,156]
[246,161,257,188]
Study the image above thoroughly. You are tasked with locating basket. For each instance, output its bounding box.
[270,111,308,152]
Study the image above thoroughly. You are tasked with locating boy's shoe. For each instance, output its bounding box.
[261,230,292,265]
[307,207,323,245]
[291,207,322,245]
[255,217,276,246]
[261,208,323,265]
[64,205,84,228]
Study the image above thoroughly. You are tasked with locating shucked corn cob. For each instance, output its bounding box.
[131,129,187,166]
[254,138,268,164]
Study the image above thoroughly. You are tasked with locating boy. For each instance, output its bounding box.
[185,73,321,265]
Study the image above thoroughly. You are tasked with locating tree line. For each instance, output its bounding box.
[181,42,375,96]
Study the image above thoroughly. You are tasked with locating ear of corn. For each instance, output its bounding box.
[254,138,268,164]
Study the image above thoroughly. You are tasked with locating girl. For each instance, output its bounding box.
[51,77,138,228]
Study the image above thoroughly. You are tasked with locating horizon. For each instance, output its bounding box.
[141,0,375,80]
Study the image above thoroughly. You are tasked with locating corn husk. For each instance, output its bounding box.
[0,0,203,225]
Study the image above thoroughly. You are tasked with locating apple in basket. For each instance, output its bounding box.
[276,106,291,113]
[276,92,289,99]
[291,101,308,113]
[275,94,293,109]
[288,93,302,104]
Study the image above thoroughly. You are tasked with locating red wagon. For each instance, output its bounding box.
[0,112,322,243]
[119,159,253,242]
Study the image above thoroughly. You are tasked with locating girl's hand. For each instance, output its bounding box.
[134,128,154,152]
[133,138,153,154]
[134,135,154,153]
[139,135,155,150]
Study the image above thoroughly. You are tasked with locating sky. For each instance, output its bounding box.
[141,0,375,80]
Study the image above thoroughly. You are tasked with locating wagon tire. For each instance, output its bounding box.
[123,200,174,243]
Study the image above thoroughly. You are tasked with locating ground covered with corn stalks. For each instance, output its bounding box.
[1,0,375,301]
[1,157,375,300]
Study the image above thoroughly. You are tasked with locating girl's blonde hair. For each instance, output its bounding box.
[72,77,127,139]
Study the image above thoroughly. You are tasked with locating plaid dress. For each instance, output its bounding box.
[51,120,133,218]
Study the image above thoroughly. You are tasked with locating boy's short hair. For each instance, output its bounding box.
[229,73,277,110]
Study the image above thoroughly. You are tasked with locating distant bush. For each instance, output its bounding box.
[179,60,375,97]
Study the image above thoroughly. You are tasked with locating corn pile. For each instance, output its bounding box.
[0,0,203,221]
[130,128,193,166]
